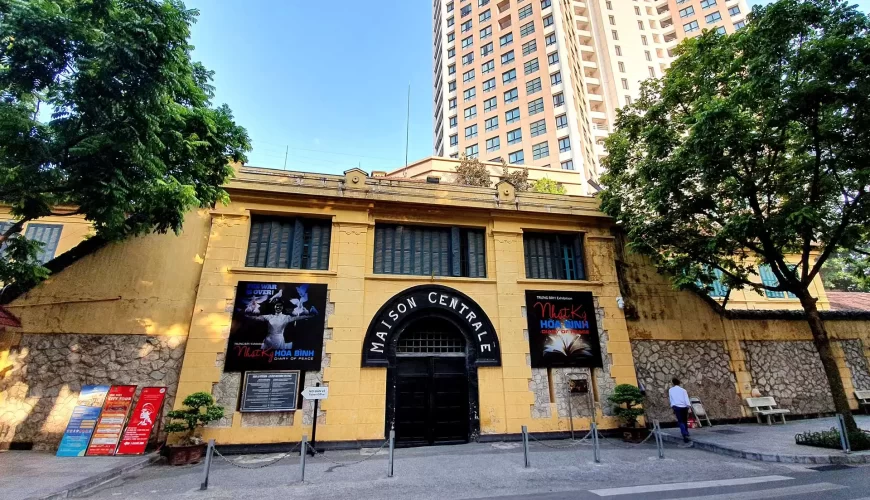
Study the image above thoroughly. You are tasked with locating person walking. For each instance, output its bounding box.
[669,377,692,443]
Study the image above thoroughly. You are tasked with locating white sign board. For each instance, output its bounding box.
[302,386,329,400]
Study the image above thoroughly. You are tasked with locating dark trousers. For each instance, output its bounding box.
[673,406,690,438]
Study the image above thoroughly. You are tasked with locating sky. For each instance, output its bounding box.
[185,0,870,174]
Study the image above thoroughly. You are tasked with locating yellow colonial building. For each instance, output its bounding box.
[1,160,869,450]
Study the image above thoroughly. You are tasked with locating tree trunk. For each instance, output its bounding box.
[798,292,858,434]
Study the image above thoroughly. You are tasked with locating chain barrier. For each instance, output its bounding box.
[310,439,390,467]
[527,433,589,449]
[213,442,301,470]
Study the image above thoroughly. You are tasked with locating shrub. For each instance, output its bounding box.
[607,384,644,428]
[164,392,225,446]
[795,427,870,452]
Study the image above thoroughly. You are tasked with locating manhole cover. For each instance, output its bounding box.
[809,464,854,471]
[710,429,744,435]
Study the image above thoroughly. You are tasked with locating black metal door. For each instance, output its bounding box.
[395,357,468,445]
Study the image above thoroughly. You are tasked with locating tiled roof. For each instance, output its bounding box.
[0,305,21,327]
[826,291,870,312]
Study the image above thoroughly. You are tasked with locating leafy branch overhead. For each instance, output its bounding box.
[600,0,869,433]
[0,0,251,295]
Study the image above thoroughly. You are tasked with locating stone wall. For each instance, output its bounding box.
[0,334,185,450]
[742,340,834,415]
[841,339,870,392]
[631,340,742,422]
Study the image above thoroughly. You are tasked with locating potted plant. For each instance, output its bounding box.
[607,384,647,442]
[164,392,225,465]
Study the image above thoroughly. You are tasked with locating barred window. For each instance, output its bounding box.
[374,224,486,278]
[246,216,331,270]
[523,232,586,280]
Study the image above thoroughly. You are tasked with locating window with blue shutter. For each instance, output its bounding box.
[758,264,796,298]
[697,268,729,297]
[523,232,587,280]
[373,224,486,278]
[245,216,331,270]
[24,224,63,264]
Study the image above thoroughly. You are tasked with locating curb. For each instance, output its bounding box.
[28,454,161,500]
[659,433,870,465]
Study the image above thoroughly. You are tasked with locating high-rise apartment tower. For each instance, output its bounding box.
[432,0,749,195]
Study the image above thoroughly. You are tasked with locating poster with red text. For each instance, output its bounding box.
[85,385,136,456]
[116,387,166,455]
[524,290,603,368]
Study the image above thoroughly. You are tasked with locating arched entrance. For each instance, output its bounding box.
[362,285,501,446]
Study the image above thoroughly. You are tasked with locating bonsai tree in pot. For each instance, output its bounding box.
[164,392,224,465]
[607,384,645,441]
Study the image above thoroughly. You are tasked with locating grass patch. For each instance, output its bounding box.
[795,427,870,451]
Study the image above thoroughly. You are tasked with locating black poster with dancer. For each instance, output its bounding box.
[224,282,327,372]
[525,290,603,368]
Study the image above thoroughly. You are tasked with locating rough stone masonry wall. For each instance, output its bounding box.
[0,334,185,450]
[841,339,870,392]
[742,340,834,415]
[631,340,742,423]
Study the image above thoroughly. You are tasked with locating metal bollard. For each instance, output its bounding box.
[591,423,601,463]
[522,426,530,468]
[300,435,308,483]
[654,420,664,459]
[836,414,851,454]
[200,439,215,491]
[388,429,395,478]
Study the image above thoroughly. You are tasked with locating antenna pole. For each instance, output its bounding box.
[404,83,411,176]
[283,145,288,170]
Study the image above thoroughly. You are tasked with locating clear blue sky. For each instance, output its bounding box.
[185,0,869,174]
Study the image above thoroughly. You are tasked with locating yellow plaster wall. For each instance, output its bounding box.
[0,208,94,259]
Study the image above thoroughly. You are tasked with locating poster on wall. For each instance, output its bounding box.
[116,387,167,455]
[56,385,110,457]
[86,385,137,456]
[524,290,603,368]
[224,282,328,372]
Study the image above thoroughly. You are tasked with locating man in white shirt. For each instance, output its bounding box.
[668,377,692,443]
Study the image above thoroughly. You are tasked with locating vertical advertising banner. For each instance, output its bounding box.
[56,385,110,457]
[116,387,167,455]
[85,385,137,456]
[524,290,603,368]
[224,282,328,372]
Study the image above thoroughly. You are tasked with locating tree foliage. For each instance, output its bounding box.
[531,177,567,195]
[607,384,645,428]
[164,391,224,445]
[0,0,251,293]
[821,247,870,292]
[453,154,492,187]
[500,165,530,191]
[600,0,869,432]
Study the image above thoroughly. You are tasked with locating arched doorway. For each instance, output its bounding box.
[392,316,470,446]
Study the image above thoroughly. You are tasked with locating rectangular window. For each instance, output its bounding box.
[700,0,717,8]
[698,268,730,298]
[532,141,549,160]
[462,52,474,65]
[684,20,699,32]
[645,50,651,61]
[550,71,561,85]
[373,224,486,278]
[555,114,567,129]
[447,2,453,12]
[528,97,544,115]
[530,119,547,137]
[464,105,477,119]
[465,124,478,138]
[648,66,655,77]
[506,107,520,123]
[479,0,489,5]
[520,21,535,37]
[246,216,331,270]
[448,16,454,27]
[501,50,515,64]
[547,52,559,65]
[612,30,619,40]
[450,115,458,128]
[502,68,517,83]
[481,42,494,56]
[464,87,476,101]
[486,136,500,152]
[449,80,456,92]
[463,69,475,81]
[462,36,474,48]
[509,150,524,164]
[504,87,518,103]
[524,58,539,75]
[729,5,740,16]
[480,25,492,39]
[679,6,695,17]
[609,15,615,25]
[479,9,491,22]
[500,32,513,46]
[465,144,479,158]
[20,223,63,264]
[543,15,553,27]
[558,136,570,152]
[482,59,495,73]
[705,11,722,23]
[522,40,537,56]
[461,20,473,32]
[759,264,797,299]
[621,78,629,90]
[560,159,574,170]
[483,77,496,92]
[507,127,522,144]
[618,61,625,72]
[552,92,564,107]
[448,32,455,43]
[541,0,551,8]
[637,20,645,30]
[448,47,455,59]
[485,116,499,131]
[625,95,632,105]
[461,4,472,17]
[449,64,456,75]
[450,134,458,146]
[526,77,542,94]
[518,4,533,19]
[449,97,457,109]
[734,20,745,29]
[641,34,648,45]
[715,26,726,34]
[484,96,497,112]
[615,45,622,56]
[523,232,586,280]
[545,33,556,46]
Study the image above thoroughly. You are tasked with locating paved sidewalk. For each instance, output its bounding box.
[0,450,157,499]
[661,415,870,464]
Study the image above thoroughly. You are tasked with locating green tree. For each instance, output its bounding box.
[531,177,567,195]
[821,248,870,292]
[0,0,250,298]
[600,0,870,432]
[453,154,492,187]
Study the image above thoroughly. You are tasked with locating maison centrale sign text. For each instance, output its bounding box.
[361,285,501,366]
